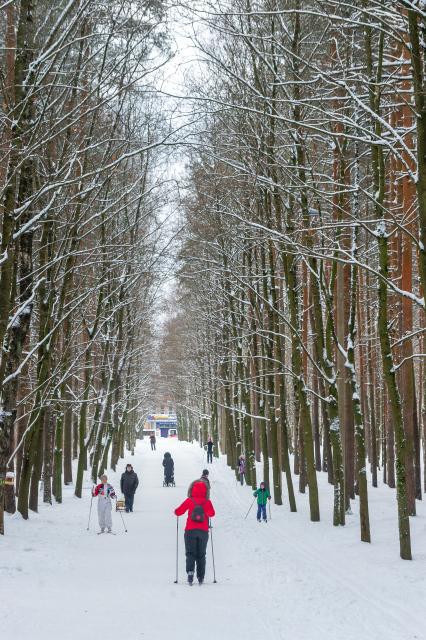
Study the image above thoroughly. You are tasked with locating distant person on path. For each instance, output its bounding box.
[254,482,271,523]
[174,479,215,585]
[120,464,139,513]
[205,437,214,463]
[92,474,116,533]
[163,452,174,485]
[238,455,246,486]
[150,433,156,451]
[200,469,210,491]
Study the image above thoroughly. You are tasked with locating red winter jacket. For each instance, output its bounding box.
[174,481,215,531]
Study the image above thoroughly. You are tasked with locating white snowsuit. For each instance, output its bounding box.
[95,483,115,531]
[98,496,112,530]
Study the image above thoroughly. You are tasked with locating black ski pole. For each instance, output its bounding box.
[174,516,179,583]
[118,503,128,532]
[87,492,94,531]
[209,520,217,583]
[244,497,256,520]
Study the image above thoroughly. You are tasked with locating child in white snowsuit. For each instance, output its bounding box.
[93,474,116,533]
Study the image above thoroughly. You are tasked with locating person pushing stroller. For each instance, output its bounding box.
[163,452,175,486]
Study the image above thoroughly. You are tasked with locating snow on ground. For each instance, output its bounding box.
[1,438,425,640]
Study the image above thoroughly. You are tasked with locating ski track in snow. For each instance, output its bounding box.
[1,439,425,640]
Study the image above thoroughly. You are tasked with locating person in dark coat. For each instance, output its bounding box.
[120,464,139,513]
[150,433,156,451]
[163,452,174,485]
[200,469,210,492]
[174,480,215,585]
[205,437,214,464]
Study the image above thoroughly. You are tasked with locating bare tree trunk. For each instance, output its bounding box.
[43,407,55,505]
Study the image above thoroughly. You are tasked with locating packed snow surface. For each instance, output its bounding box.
[1,439,425,640]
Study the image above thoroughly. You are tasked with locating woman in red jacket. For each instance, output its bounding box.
[174,480,215,585]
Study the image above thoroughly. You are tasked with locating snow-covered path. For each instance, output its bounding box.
[2,439,425,640]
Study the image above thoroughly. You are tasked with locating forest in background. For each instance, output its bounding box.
[0,0,175,535]
[1,0,426,562]
[161,0,426,561]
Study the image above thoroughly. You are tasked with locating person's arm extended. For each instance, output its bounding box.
[174,498,190,516]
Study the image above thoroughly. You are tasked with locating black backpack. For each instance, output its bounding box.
[190,499,205,523]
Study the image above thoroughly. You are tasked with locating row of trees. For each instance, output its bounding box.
[0,0,172,534]
[161,0,426,560]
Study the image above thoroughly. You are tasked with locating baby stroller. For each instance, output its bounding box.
[163,471,175,487]
[163,452,175,487]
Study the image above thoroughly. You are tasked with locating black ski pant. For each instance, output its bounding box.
[184,529,209,580]
[207,450,213,463]
[124,493,135,512]
[151,441,156,450]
